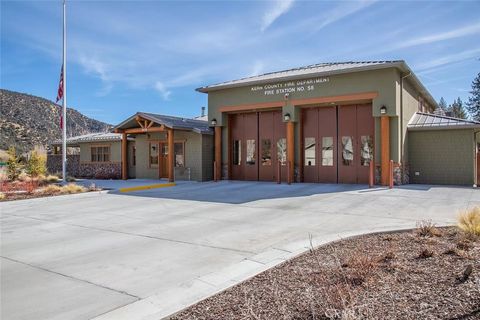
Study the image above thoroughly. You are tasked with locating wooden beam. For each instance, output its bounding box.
[146,120,154,129]
[380,115,390,186]
[286,121,295,183]
[121,132,128,180]
[123,126,166,134]
[168,128,174,182]
[215,126,222,181]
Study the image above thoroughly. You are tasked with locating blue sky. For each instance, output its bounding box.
[2,0,480,124]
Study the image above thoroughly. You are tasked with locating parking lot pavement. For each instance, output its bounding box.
[1,181,476,320]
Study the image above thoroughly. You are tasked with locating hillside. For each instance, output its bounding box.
[0,89,112,154]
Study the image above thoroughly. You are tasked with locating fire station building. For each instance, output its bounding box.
[197,61,480,186]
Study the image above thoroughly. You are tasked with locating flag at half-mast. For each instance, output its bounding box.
[56,64,64,128]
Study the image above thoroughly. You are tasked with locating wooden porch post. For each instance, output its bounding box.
[121,132,127,180]
[215,126,222,181]
[286,121,295,183]
[380,115,390,186]
[168,128,174,182]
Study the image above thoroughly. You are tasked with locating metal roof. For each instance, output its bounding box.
[408,112,480,131]
[196,60,437,108]
[51,132,130,145]
[114,112,213,135]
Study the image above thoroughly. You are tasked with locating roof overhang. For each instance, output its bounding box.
[196,61,437,109]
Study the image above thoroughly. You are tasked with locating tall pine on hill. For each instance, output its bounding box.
[467,72,480,121]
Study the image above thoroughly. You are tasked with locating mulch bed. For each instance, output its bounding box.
[171,226,480,320]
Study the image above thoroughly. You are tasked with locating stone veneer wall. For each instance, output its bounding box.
[47,154,80,176]
[79,162,122,179]
[374,162,408,185]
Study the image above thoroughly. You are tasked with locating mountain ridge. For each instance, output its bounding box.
[0,89,112,154]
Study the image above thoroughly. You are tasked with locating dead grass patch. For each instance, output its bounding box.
[172,226,480,320]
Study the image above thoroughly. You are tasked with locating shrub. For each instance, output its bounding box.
[417,248,434,259]
[43,184,62,195]
[416,220,442,237]
[61,183,86,194]
[45,175,60,183]
[6,147,22,181]
[458,207,480,237]
[26,151,46,177]
[17,172,30,182]
[0,192,5,200]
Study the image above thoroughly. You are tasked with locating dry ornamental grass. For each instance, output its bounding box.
[171,226,480,320]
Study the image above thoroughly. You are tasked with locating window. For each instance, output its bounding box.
[149,143,158,167]
[174,142,184,167]
[322,137,334,166]
[91,146,110,162]
[277,138,286,166]
[132,146,136,166]
[246,139,256,165]
[261,139,272,166]
[341,136,353,166]
[304,137,315,166]
[233,140,241,165]
[360,136,373,166]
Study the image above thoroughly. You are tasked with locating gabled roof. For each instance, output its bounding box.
[51,132,131,146]
[408,112,480,131]
[114,112,212,135]
[196,60,437,108]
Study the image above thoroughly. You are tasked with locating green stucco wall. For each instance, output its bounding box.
[408,129,475,185]
[132,131,209,181]
[79,141,121,163]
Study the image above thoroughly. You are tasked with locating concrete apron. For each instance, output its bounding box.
[92,226,420,320]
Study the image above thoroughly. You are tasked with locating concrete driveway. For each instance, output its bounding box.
[1,181,478,320]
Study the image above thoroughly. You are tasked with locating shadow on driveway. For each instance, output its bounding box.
[108,180,372,204]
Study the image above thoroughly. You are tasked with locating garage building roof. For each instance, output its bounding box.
[408,112,480,131]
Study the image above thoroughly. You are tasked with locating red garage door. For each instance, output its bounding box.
[230,110,286,181]
[302,104,374,184]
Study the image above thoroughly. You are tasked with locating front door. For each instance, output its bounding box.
[159,142,168,178]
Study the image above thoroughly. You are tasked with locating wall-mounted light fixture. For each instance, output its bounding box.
[380,105,387,115]
[211,118,217,126]
[284,113,291,122]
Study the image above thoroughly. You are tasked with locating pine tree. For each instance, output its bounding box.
[467,72,480,121]
[6,147,22,181]
[438,97,448,111]
[448,97,467,119]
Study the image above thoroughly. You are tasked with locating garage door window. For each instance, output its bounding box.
[246,139,256,165]
[341,136,354,165]
[233,140,241,165]
[360,135,373,166]
[304,137,316,166]
[277,138,286,166]
[261,139,272,166]
[322,137,334,166]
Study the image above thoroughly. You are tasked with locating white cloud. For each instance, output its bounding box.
[395,22,480,50]
[249,61,265,77]
[261,0,295,32]
[154,81,172,101]
[416,47,480,72]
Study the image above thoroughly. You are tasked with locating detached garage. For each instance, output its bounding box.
[408,112,480,185]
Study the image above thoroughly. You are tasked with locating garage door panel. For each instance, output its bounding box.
[259,112,274,181]
[303,108,319,183]
[230,114,244,180]
[318,107,337,183]
[356,104,374,184]
[243,112,258,181]
[338,106,357,184]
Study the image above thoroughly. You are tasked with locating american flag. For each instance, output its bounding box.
[56,65,63,103]
[56,65,64,129]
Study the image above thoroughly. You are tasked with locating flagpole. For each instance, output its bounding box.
[62,0,67,183]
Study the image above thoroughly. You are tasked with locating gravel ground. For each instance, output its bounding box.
[171,226,480,320]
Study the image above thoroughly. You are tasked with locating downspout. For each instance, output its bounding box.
[400,72,412,183]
